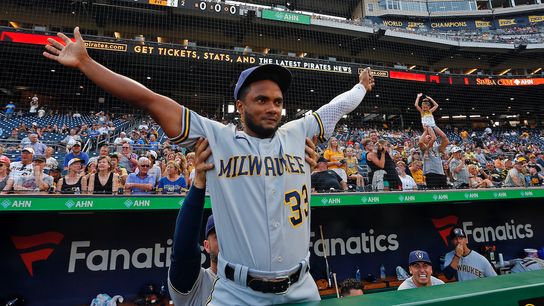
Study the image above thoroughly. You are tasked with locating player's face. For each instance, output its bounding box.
[451,236,466,248]
[237,80,283,138]
[409,262,433,287]
[204,232,219,263]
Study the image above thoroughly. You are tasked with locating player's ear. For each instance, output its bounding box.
[236,100,244,114]
[203,239,210,253]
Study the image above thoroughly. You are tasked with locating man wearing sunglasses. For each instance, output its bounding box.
[125,157,155,195]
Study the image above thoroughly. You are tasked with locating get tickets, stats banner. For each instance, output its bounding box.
[1,28,544,86]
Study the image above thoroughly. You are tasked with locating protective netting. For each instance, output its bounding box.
[0,0,543,193]
[1,0,542,127]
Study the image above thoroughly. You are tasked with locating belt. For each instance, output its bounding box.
[225,264,305,294]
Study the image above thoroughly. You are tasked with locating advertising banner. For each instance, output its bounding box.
[2,198,542,305]
[261,9,311,25]
[2,28,544,86]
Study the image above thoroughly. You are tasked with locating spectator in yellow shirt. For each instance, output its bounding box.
[324,137,347,181]
[409,160,426,188]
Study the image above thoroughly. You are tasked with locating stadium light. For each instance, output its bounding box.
[282,109,286,116]
[498,68,511,76]
[465,68,478,75]
[439,68,448,73]
[228,105,235,113]
[531,68,542,75]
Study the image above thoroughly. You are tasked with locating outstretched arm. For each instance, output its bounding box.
[315,68,374,140]
[43,27,182,138]
[414,93,423,113]
[169,138,214,293]
[427,95,439,112]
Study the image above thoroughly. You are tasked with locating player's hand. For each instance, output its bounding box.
[193,138,214,189]
[304,136,318,170]
[417,93,423,98]
[359,67,375,92]
[455,243,464,257]
[43,27,90,69]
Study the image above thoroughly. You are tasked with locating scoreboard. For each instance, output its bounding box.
[121,0,240,15]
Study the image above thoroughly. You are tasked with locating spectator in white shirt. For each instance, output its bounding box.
[397,161,418,190]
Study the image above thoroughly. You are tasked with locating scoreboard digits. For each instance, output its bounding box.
[195,0,239,15]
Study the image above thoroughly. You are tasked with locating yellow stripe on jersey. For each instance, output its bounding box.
[312,112,325,143]
[169,107,191,144]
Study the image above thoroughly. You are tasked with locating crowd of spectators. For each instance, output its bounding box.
[310,125,544,192]
[1,107,543,195]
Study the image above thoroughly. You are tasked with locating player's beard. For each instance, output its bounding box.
[209,251,218,264]
[243,112,279,138]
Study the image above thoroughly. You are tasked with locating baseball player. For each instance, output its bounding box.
[168,138,216,306]
[442,227,497,281]
[44,28,375,305]
[397,250,444,290]
[169,138,319,306]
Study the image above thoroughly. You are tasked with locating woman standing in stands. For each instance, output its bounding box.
[323,137,347,182]
[57,158,87,193]
[0,156,11,191]
[363,138,401,191]
[87,156,119,194]
[157,161,187,194]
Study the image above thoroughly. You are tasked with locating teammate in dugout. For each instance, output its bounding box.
[170,138,319,306]
[442,227,497,281]
[44,27,375,305]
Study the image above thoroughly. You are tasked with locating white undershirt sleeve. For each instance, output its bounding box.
[315,83,367,140]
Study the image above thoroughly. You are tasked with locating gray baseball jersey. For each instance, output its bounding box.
[444,250,497,281]
[169,267,216,306]
[170,84,366,304]
[397,276,444,290]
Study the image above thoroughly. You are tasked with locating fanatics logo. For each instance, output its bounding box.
[431,215,459,246]
[10,232,64,276]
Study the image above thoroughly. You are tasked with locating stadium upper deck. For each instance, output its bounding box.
[1,0,543,76]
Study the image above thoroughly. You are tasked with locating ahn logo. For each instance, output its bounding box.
[10,232,64,276]
[431,215,459,246]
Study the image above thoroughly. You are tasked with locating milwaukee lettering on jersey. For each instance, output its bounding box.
[457,264,484,278]
[217,154,306,178]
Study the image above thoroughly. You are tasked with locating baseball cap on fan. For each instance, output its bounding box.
[234,64,292,100]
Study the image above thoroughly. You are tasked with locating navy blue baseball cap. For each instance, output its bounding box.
[449,227,466,239]
[205,215,215,238]
[233,64,292,100]
[408,250,432,265]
